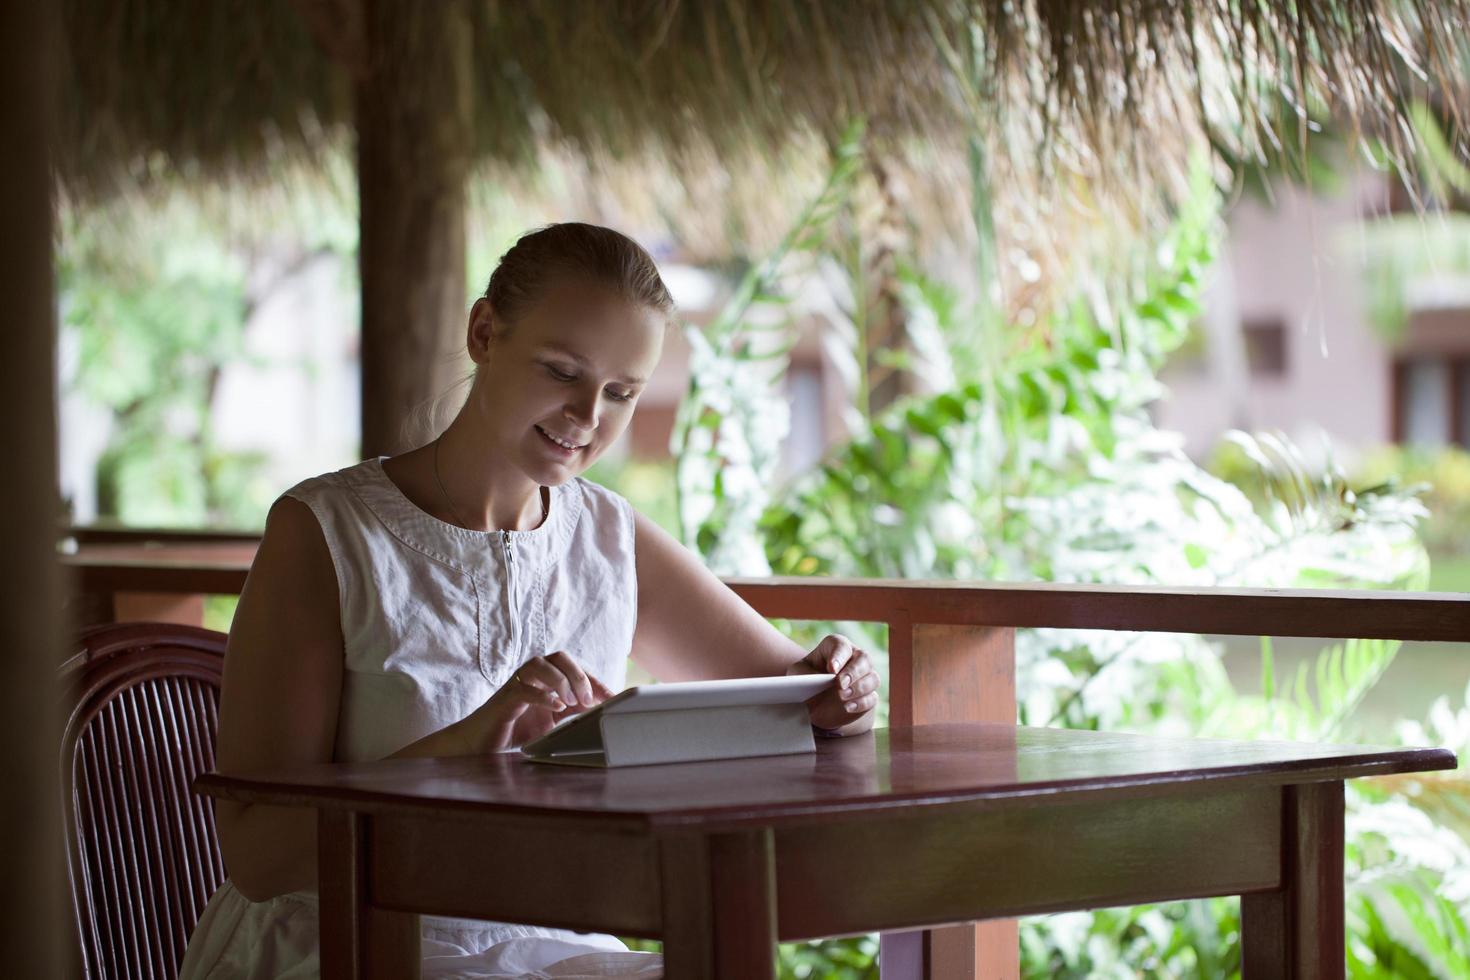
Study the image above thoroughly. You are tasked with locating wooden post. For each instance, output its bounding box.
[318,810,421,980]
[355,0,473,458]
[882,617,1019,980]
[0,0,62,971]
[659,834,715,979]
[1241,782,1346,978]
[710,830,778,979]
[661,831,778,979]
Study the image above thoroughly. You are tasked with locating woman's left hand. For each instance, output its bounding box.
[788,634,880,734]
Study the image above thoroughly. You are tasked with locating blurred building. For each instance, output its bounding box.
[1157,171,1470,464]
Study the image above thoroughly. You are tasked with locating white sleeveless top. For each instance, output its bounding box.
[179,458,660,979]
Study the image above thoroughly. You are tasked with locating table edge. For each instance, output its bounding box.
[193,745,1456,830]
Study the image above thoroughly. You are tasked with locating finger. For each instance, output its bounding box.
[842,652,878,693]
[844,691,877,714]
[835,649,868,692]
[821,635,855,675]
[524,656,579,707]
[547,651,595,707]
[842,670,879,700]
[587,673,617,703]
[514,662,570,711]
[803,634,837,668]
[523,682,566,712]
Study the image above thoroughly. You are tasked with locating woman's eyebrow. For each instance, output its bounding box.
[537,343,647,385]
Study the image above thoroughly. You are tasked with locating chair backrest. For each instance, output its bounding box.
[60,623,228,980]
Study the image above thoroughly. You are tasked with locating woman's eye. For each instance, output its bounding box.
[546,365,577,382]
[606,388,635,403]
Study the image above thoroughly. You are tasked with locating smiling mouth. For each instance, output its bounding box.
[536,425,588,452]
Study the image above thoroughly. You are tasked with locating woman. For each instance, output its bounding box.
[180,223,880,979]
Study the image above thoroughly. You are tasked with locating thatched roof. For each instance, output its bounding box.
[56,0,1469,202]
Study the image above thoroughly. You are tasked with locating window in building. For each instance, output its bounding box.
[1395,358,1455,446]
[1242,316,1289,377]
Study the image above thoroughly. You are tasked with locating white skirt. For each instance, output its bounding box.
[178,881,663,979]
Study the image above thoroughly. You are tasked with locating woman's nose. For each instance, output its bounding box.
[564,390,599,430]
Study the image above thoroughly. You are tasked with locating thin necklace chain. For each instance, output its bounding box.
[432,436,546,531]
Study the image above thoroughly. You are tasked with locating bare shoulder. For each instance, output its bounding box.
[262,493,327,557]
[249,495,337,599]
[225,494,342,673]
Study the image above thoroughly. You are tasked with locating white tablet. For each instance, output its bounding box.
[520,673,835,766]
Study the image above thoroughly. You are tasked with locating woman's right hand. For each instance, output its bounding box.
[468,651,616,752]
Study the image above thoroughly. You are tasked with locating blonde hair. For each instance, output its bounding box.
[484,222,675,327]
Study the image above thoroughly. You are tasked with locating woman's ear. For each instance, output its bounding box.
[466,297,498,364]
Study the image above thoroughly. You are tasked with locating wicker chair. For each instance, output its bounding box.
[59,623,228,980]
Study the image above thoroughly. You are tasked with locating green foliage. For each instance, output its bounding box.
[1023,900,1240,979]
[59,188,356,527]
[672,133,1465,976]
[1344,680,1470,977]
[778,936,880,980]
[760,193,1216,585]
[1351,880,1470,979]
[671,119,867,574]
[1241,637,1402,742]
[63,209,247,524]
[1354,445,1470,560]
[1407,99,1470,211]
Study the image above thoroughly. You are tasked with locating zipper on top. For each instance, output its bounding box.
[501,532,520,662]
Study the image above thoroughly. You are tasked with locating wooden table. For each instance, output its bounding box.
[196,723,1454,979]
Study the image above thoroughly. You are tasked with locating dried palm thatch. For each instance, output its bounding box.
[55,0,1469,456]
[56,0,1469,202]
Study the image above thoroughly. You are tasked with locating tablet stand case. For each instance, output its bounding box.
[522,700,816,768]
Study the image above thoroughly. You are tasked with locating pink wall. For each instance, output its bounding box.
[1157,173,1397,462]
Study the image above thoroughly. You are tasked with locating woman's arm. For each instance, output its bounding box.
[628,511,878,734]
[628,510,804,680]
[212,496,346,902]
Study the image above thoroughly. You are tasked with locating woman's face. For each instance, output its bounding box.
[468,280,666,486]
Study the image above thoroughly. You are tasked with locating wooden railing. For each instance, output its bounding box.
[58,530,1470,979]
[63,524,262,545]
[62,538,257,626]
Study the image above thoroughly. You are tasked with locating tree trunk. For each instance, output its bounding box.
[0,0,62,971]
[355,0,472,458]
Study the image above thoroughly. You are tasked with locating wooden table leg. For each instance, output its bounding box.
[318,809,421,980]
[1241,782,1345,978]
[660,830,777,979]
